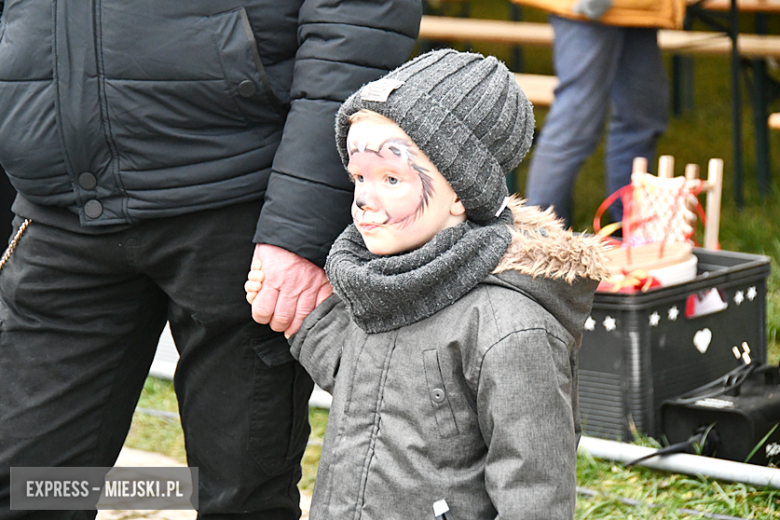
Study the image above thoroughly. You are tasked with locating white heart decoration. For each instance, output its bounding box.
[693,328,713,354]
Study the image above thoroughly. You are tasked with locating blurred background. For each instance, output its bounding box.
[419,0,780,357]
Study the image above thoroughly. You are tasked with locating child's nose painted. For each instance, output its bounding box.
[355,184,382,212]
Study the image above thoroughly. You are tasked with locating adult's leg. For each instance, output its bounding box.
[0,219,169,520]
[141,202,313,520]
[524,16,624,225]
[605,27,670,222]
[0,169,15,242]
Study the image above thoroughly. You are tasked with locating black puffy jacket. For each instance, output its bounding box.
[0,0,420,265]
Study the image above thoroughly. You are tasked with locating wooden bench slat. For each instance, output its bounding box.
[419,16,780,58]
[419,16,554,46]
[656,30,733,54]
[692,0,780,13]
[735,33,780,57]
[660,30,780,58]
[769,112,780,130]
[514,73,558,107]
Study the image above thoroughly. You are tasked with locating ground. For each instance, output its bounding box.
[95,448,311,520]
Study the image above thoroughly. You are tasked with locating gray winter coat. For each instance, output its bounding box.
[291,200,606,520]
[0,0,419,265]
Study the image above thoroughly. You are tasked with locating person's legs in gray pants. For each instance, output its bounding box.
[525,15,668,226]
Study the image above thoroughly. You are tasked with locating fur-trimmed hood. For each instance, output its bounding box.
[494,196,607,281]
[484,196,608,342]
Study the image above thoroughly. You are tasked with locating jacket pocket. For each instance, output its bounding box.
[422,349,459,438]
[207,7,287,124]
[247,336,314,476]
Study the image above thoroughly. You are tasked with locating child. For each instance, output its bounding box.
[246,49,606,520]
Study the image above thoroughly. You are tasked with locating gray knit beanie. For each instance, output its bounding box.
[336,49,535,223]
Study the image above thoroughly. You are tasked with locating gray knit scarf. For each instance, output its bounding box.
[325,210,513,334]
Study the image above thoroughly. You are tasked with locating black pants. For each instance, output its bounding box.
[0,202,314,520]
[0,169,15,242]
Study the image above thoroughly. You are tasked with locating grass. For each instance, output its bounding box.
[575,451,780,519]
[125,377,186,465]
[128,382,780,518]
[125,3,780,517]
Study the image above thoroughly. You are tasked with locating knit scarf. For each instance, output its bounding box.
[325,211,513,334]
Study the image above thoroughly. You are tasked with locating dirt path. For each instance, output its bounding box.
[95,448,311,520]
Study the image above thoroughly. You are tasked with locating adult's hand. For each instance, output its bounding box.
[250,244,332,337]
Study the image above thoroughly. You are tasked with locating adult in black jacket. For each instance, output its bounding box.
[0,1,420,518]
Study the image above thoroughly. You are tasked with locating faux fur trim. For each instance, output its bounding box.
[492,196,608,282]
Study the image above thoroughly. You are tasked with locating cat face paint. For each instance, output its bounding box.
[350,137,434,228]
[347,116,465,256]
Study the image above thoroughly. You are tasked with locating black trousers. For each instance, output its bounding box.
[0,201,314,520]
[0,169,15,242]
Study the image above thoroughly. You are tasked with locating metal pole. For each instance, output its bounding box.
[580,436,780,489]
[729,0,743,207]
[751,13,770,195]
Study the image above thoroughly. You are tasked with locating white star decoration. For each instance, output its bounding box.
[603,316,617,332]
[747,286,757,301]
[734,290,745,305]
[649,312,661,327]
[668,306,679,321]
[584,316,596,331]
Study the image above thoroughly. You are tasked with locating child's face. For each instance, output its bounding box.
[346,116,466,256]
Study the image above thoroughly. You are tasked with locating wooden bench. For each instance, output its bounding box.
[421,15,780,109]
[420,11,780,200]
[419,15,780,57]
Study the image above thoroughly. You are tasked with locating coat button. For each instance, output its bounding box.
[84,200,103,218]
[238,80,257,98]
[431,388,446,403]
[78,172,97,190]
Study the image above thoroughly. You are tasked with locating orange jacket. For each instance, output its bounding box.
[514,0,685,29]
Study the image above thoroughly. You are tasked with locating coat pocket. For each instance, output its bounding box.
[422,349,459,438]
[207,7,287,124]
[247,336,314,476]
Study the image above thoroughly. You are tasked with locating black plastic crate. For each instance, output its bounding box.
[579,249,771,441]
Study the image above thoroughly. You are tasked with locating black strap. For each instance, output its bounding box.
[672,362,760,405]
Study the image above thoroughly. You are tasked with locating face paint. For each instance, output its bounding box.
[346,115,466,256]
[348,137,435,228]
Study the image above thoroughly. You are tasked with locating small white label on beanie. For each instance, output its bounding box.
[360,78,405,103]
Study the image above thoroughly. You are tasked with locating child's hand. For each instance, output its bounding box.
[245,258,265,304]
